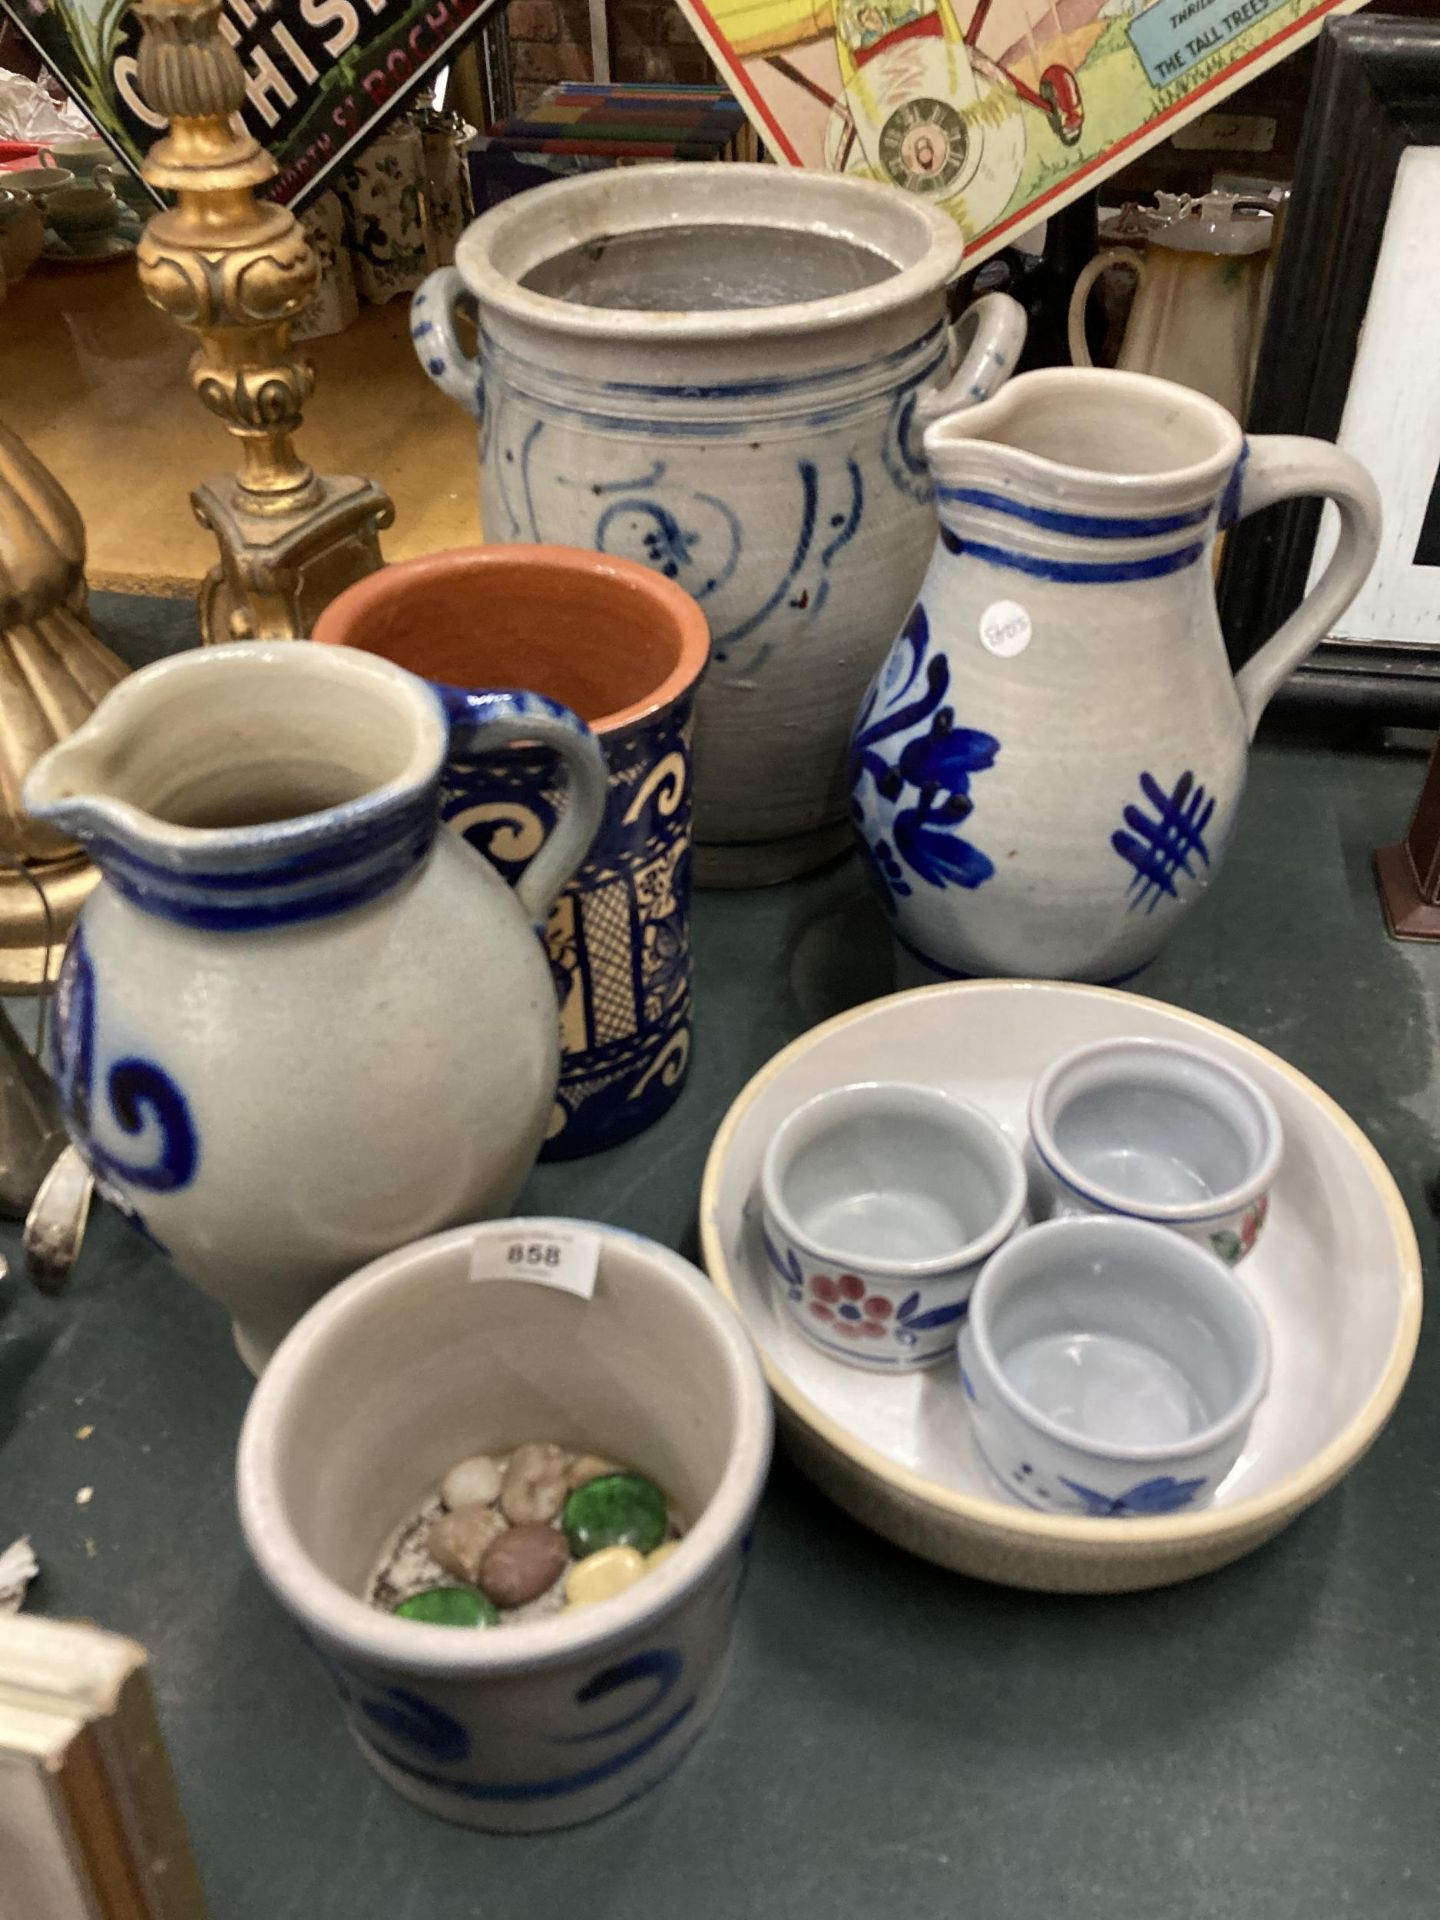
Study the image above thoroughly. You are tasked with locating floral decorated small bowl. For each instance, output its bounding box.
[1028,1036,1282,1264]
[959,1215,1271,1519]
[760,1081,1027,1371]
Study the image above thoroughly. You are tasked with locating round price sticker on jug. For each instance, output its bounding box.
[979,600,1032,657]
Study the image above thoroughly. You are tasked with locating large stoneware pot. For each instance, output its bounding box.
[412,164,1024,885]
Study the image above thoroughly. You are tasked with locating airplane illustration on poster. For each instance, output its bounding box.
[676,0,1371,260]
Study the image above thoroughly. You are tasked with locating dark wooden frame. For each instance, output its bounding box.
[1219,13,1440,721]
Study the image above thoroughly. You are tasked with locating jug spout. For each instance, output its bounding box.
[922,368,1243,572]
[24,641,451,931]
[22,720,128,847]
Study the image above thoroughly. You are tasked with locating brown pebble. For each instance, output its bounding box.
[566,1453,622,1491]
[428,1503,507,1584]
[500,1442,570,1524]
[478,1523,570,1606]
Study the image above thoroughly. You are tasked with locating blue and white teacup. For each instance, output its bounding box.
[315,545,709,1157]
[959,1215,1270,1518]
[760,1081,1028,1371]
[1028,1036,1282,1264]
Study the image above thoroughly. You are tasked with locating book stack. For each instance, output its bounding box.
[471,82,761,212]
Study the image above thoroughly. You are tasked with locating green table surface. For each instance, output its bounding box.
[3,596,1437,1919]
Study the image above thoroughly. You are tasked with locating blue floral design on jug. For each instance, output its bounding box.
[441,689,696,1158]
[849,602,1000,913]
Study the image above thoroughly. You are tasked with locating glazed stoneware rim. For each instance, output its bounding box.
[760,1079,1028,1281]
[1027,1035,1284,1225]
[21,640,448,859]
[924,368,1244,507]
[237,1220,773,1678]
[311,545,711,740]
[453,163,966,344]
[964,1215,1272,1466]
[700,981,1422,1556]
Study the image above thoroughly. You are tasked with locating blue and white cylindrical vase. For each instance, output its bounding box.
[313,544,710,1158]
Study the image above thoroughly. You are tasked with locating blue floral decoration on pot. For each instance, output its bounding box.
[1059,1473,1208,1517]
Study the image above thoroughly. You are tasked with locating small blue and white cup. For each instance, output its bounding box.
[1028,1037,1282,1265]
[237,1220,771,1832]
[760,1081,1028,1371]
[959,1215,1271,1518]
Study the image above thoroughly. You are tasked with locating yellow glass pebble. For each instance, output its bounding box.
[645,1542,681,1572]
[565,1545,646,1609]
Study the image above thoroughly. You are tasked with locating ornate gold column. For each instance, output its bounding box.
[0,423,127,989]
[134,0,394,642]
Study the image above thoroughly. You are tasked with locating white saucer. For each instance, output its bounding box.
[700,982,1421,1593]
[43,210,140,265]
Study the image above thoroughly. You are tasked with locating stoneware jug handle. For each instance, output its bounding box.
[445,689,609,924]
[1228,436,1382,737]
[915,291,1027,428]
[1067,248,1144,367]
[411,267,481,417]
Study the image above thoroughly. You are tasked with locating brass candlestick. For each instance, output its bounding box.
[133,0,393,642]
[0,421,127,992]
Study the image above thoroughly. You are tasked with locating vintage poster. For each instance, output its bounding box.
[676,0,1370,259]
[0,0,501,208]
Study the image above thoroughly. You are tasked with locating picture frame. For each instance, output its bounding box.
[1219,13,1440,720]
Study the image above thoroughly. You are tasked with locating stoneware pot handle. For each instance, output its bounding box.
[1228,437,1382,737]
[1067,248,1144,367]
[915,291,1027,428]
[411,266,481,417]
[445,690,609,923]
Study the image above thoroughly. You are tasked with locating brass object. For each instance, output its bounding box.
[0,421,128,992]
[133,0,393,642]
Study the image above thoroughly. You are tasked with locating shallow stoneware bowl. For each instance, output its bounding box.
[760,1080,1026,1370]
[1028,1035,1282,1263]
[959,1216,1270,1518]
[700,981,1421,1593]
[238,1219,772,1831]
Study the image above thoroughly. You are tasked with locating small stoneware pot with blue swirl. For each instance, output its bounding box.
[849,367,1381,983]
[237,1218,772,1831]
[314,545,709,1158]
[22,643,608,1373]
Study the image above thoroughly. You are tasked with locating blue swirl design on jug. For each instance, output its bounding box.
[442,695,695,1158]
[849,602,1000,912]
[49,926,198,1238]
[326,1648,696,1804]
[1112,770,1215,913]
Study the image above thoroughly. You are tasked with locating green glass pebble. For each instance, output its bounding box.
[563,1472,667,1558]
[394,1586,499,1628]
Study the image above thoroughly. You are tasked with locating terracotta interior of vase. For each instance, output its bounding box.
[520,223,900,312]
[329,556,689,727]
